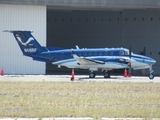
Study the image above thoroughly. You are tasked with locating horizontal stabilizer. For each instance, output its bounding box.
[3,30,33,33]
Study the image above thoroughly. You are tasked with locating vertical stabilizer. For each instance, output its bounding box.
[4,30,44,55]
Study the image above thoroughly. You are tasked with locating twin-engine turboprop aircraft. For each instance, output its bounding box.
[3,30,156,79]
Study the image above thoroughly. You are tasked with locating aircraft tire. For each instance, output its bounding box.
[149,73,154,80]
[89,72,95,78]
[104,72,110,78]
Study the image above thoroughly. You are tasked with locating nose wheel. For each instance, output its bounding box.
[149,73,154,79]
[149,65,154,79]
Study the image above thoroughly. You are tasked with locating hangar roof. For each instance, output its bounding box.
[0,0,160,10]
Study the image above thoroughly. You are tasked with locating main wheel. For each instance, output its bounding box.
[89,72,96,78]
[104,72,110,78]
[149,73,154,80]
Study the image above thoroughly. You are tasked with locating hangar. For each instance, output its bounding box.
[0,0,160,75]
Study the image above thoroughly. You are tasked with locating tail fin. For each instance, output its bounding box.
[3,30,45,55]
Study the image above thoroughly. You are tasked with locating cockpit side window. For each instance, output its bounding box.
[124,50,133,55]
[124,50,129,55]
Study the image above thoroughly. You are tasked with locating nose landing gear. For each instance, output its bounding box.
[149,65,154,79]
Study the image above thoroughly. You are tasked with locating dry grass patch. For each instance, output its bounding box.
[0,81,160,118]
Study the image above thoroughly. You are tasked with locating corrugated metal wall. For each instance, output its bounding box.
[0,4,46,74]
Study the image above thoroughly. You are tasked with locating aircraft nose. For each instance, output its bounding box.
[152,59,156,64]
[149,58,156,65]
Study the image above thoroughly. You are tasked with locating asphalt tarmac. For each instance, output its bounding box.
[0,75,160,83]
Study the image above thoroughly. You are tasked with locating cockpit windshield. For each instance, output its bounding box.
[124,49,133,55]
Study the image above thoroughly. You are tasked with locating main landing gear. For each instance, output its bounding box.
[103,71,110,78]
[89,71,96,78]
[89,71,110,78]
[149,65,154,79]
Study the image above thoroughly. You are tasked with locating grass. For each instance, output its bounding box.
[0,81,160,119]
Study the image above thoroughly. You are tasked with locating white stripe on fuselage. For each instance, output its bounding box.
[52,56,151,70]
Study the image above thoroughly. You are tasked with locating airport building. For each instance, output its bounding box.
[0,0,160,75]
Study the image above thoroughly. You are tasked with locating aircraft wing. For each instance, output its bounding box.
[73,54,105,65]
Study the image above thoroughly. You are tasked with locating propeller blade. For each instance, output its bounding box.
[129,47,131,59]
[142,47,146,75]
[128,47,132,77]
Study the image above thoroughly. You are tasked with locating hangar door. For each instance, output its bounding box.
[47,10,159,75]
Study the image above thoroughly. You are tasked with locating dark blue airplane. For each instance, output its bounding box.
[4,30,156,79]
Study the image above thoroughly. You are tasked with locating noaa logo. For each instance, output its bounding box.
[16,35,34,46]
[24,48,37,53]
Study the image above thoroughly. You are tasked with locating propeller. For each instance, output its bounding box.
[128,47,132,77]
[141,47,146,76]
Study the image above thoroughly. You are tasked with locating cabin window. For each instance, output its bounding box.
[99,52,102,56]
[70,52,72,56]
[110,51,114,55]
[89,52,92,56]
[84,52,87,56]
[78,53,82,56]
[94,52,97,56]
[105,51,108,55]
[119,51,124,55]
[125,51,129,55]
